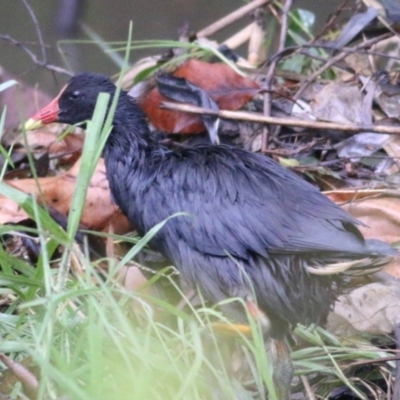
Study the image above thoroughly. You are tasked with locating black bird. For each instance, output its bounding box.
[25,73,396,399]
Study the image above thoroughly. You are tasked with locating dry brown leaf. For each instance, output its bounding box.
[25,129,84,159]
[383,135,400,175]
[344,53,372,76]
[311,82,364,124]
[12,126,84,165]
[343,196,400,243]
[327,282,400,336]
[325,189,400,277]
[325,189,400,243]
[137,59,260,134]
[372,36,400,72]
[0,158,131,234]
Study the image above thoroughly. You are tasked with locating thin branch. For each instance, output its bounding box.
[161,101,400,135]
[300,375,316,400]
[223,23,253,49]
[197,0,270,38]
[0,34,72,77]
[248,7,267,65]
[20,0,47,64]
[262,0,293,152]
[268,38,398,66]
[293,32,391,101]
[314,0,352,41]
[277,0,292,52]
[299,46,400,68]
[348,353,400,367]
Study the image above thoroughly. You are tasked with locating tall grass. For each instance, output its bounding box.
[0,62,277,400]
[0,30,395,400]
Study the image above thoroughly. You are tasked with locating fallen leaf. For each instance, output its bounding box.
[325,189,400,243]
[0,158,131,234]
[328,282,400,336]
[325,189,400,277]
[137,59,260,134]
[26,129,84,158]
[311,82,364,124]
[12,126,84,165]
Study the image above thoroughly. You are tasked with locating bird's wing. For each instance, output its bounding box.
[134,146,368,259]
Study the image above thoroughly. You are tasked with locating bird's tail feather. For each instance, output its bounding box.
[307,256,394,276]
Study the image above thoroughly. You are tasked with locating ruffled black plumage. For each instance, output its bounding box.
[54,73,396,337]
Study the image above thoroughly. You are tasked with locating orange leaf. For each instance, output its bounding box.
[1,158,131,234]
[325,189,400,277]
[138,59,260,134]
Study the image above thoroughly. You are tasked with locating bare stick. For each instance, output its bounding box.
[313,0,351,42]
[262,0,293,152]
[293,32,391,101]
[0,34,72,77]
[348,353,400,367]
[223,23,253,49]
[161,101,400,135]
[20,0,47,64]
[300,375,316,400]
[197,0,270,38]
[248,8,266,65]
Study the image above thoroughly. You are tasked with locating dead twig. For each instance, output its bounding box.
[293,32,391,101]
[162,101,400,135]
[347,353,400,368]
[269,42,400,70]
[223,23,254,49]
[300,375,316,400]
[21,0,47,64]
[0,34,72,77]
[263,139,317,156]
[248,7,267,65]
[313,0,352,42]
[262,0,292,152]
[197,0,270,38]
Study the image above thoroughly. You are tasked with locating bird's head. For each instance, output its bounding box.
[25,73,118,130]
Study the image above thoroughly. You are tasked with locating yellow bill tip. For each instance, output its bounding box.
[24,118,44,131]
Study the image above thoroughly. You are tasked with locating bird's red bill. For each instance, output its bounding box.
[24,84,67,131]
[31,86,65,125]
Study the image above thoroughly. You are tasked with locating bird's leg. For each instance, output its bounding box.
[268,338,293,400]
[245,298,293,400]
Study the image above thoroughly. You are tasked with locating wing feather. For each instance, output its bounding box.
[125,145,369,259]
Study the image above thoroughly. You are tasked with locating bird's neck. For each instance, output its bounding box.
[105,98,161,166]
[102,99,164,224]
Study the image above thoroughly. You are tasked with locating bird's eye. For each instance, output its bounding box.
[69,90,81,100]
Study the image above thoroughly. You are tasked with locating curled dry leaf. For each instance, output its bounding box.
[0,158,131,234]
[325,189,400,243]
[328,282,400,336]
[137,59,260,134]
[325,189,400,277]
[311,82,364,124]
[12,126,84,165]
[26,129,84,160]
